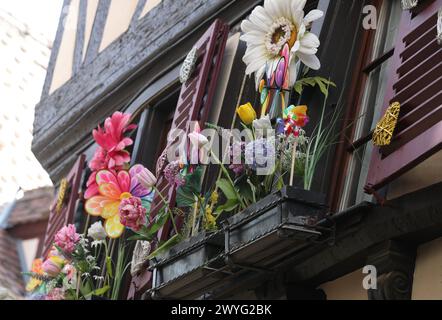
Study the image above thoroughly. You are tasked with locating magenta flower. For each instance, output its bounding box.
[54,224,80,254]
[119,196,147,232]
[163,161,186,187]
[45,288,65,300]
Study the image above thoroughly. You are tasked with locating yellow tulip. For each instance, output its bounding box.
[236,103,257,125]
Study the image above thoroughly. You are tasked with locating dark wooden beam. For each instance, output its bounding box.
[72,0,87,74]
[40,0,71,98]
[129,0,147,31]
[83,0,111,65]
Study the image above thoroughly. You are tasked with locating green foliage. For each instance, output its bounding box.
[294,77,336,97]
[127,207,169,241]
[147,234,183,260]
[216,178,238,201]
[176,166,203,207]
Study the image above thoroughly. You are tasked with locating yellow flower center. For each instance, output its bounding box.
[120,192,132,200]
[265,17,295,55]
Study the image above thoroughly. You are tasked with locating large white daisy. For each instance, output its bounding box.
[240,0,323,88]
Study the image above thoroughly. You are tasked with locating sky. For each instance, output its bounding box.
[0,0,63,41]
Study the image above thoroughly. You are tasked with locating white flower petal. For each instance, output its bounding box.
[245,54,268,75]
[291,0,307,13]
[280,0,293,20]
[304,9,324,24]
[251,6,273,28]
[291,40,300,53]
[255,64,266,90]
[297,52,321,70]
[240,31,265,45]
[298,23,306,37]
[241,20,259,34]
[292,9,304,27]
[265,0,284,19]
[288,57,300,86]
[249,10,272,33]
[297,46,318,55]
[300,32,320,48]
[243,45,267,63]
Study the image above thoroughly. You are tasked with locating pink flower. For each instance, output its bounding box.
[54,224,80,254]
[45,288,65,300]
[136,168,157,189]
[42,255,65,278]
[84,171,99,199]
[89,147,107,172]
[119,197,147,231]
[164,161,186,187]
[92,112,136,170]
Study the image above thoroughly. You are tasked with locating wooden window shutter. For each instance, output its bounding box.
[366,0,442,191]
[41,154,85,257]
[151,19,229,241]
[128,19,229,298]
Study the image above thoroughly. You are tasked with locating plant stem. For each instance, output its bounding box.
[210,151,247,209]
[153,186,179,235]
[289,140,298,186]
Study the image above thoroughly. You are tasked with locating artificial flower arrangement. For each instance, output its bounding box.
[26,0,345,299]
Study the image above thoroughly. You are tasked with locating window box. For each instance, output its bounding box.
[148,231,226,299]
[147,186,329,299]
[225,186,328,270]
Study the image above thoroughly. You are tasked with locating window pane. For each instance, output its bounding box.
[339,0,402,209]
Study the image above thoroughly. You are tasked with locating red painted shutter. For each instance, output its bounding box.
[366,0,442,190]
[128,19,229,298]
[41,154,85,257]
[152,19,229,241]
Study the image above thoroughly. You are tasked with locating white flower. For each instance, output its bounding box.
[87,221,107,241]
[188,131,210,164]
[188,131,209,148]
[240,0,323,87]
[253,115,273,139]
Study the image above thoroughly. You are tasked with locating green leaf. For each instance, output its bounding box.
[147,234,182,259]
[127,234,151,241]
[293,77,336,97]
[176,167,203,207]
[215,199,239,215]
[216,179,238,201]
[176,188,196,207]
[106,256,113,279]
[84,285,110,299]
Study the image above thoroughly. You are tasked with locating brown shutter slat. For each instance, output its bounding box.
[366,0,442,190]
[41,154,85,257]
[128,19,229,298]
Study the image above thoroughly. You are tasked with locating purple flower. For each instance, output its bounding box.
[163,161,186,187]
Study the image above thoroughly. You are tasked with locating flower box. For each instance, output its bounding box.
[147,231,227,300]
[146,187,329,300]
[224,186,328,270]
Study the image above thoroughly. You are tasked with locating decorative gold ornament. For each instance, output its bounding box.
[401,0,418,10]
[372,102,401,147]
[55,178,69,214]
